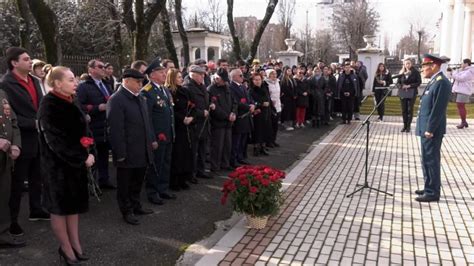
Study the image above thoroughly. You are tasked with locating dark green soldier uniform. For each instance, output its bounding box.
[0,89,24,247]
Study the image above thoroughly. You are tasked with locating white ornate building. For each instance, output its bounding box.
[438,0,474,63]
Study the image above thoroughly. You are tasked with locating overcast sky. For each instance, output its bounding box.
[182,0,442,52]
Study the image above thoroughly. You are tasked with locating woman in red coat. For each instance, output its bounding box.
[38,66,95,265]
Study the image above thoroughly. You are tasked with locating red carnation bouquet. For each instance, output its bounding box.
[80,136,102,201]
[221,165,285,218]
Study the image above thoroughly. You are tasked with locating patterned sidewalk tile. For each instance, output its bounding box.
[196,117,474,265]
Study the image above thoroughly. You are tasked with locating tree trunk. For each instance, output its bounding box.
[417,31,422,64]
[122,0,166,61]
[107,0,125,72]
[226,0,242,61]
[161,7,179,68]
[15,0,31,52]
[248,0,278,64]
[25,0,61,64]
[175,0,190,66]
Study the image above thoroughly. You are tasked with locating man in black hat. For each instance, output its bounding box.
[107,69,154,225]
[414,54,451,202]
[193,59,211,87]
[208,68,236,174]
[184,65,215,181]
[141,58,176,205]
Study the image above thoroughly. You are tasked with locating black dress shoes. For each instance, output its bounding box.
[148,197,164,205]
[99,182,116,190]
[238,159,250,165]
[197,173,213,179]
[123,213,140,225]
[414,189,424,195]
[159,192,177,200]
[180,183,191,190]
[189,177,199,184]
[73,248,90,261]
[221,166,235,171]
[134,208,154,215]
[0,231,26,248]
[415,194,440,202]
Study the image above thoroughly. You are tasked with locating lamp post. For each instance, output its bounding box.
[417,30,424,64]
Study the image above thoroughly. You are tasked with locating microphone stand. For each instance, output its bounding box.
[346,86,395,198]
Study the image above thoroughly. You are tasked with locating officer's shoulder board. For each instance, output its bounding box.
[436,75,443,81]
[142,83,153,92]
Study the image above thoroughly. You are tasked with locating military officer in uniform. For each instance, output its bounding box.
[415,54,451,202]
[0,90,24,247]
[141,59,176,205]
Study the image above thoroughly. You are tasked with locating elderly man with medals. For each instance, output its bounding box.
[141,58,177,205]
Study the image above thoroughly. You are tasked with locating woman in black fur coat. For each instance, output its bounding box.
[249,72,272,156]
[37,66,95,264]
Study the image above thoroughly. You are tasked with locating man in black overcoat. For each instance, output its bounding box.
[337,63,360,124]
[229,69,255,167]
[0,47,49,238]
[77,59,115,189]
[184,65,215,181]
[107,69,154,225]
[208,68,236,173]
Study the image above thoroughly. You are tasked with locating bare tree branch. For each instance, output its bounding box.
[226,0,242,61]
[160,7,179,67]
[175,0,190,66]
[248,0,279,64]
[332,0,379,58]
[25,0,62,64]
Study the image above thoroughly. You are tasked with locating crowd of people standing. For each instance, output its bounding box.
[3,44,472,263]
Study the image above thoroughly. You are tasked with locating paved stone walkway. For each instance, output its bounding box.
[195,117,474,265]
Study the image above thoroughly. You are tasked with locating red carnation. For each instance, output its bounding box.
[187,101,195,108]
[261,179,270,187]
[240,98,247,104]
[80,137,94,149]
[211,96,218,102]
[249,186,258,194]
[86,104,93,112]
[158,133,167,142]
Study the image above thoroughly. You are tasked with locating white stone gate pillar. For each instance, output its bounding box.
[462,9,473,60]
[451,0,465,63]
[440,0,454,57]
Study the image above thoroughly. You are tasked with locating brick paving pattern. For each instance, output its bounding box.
[213,117,474,265]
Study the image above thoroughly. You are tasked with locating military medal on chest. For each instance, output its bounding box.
[1,99,11,137]
[0,115,8,138]
[156,94,166,107]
